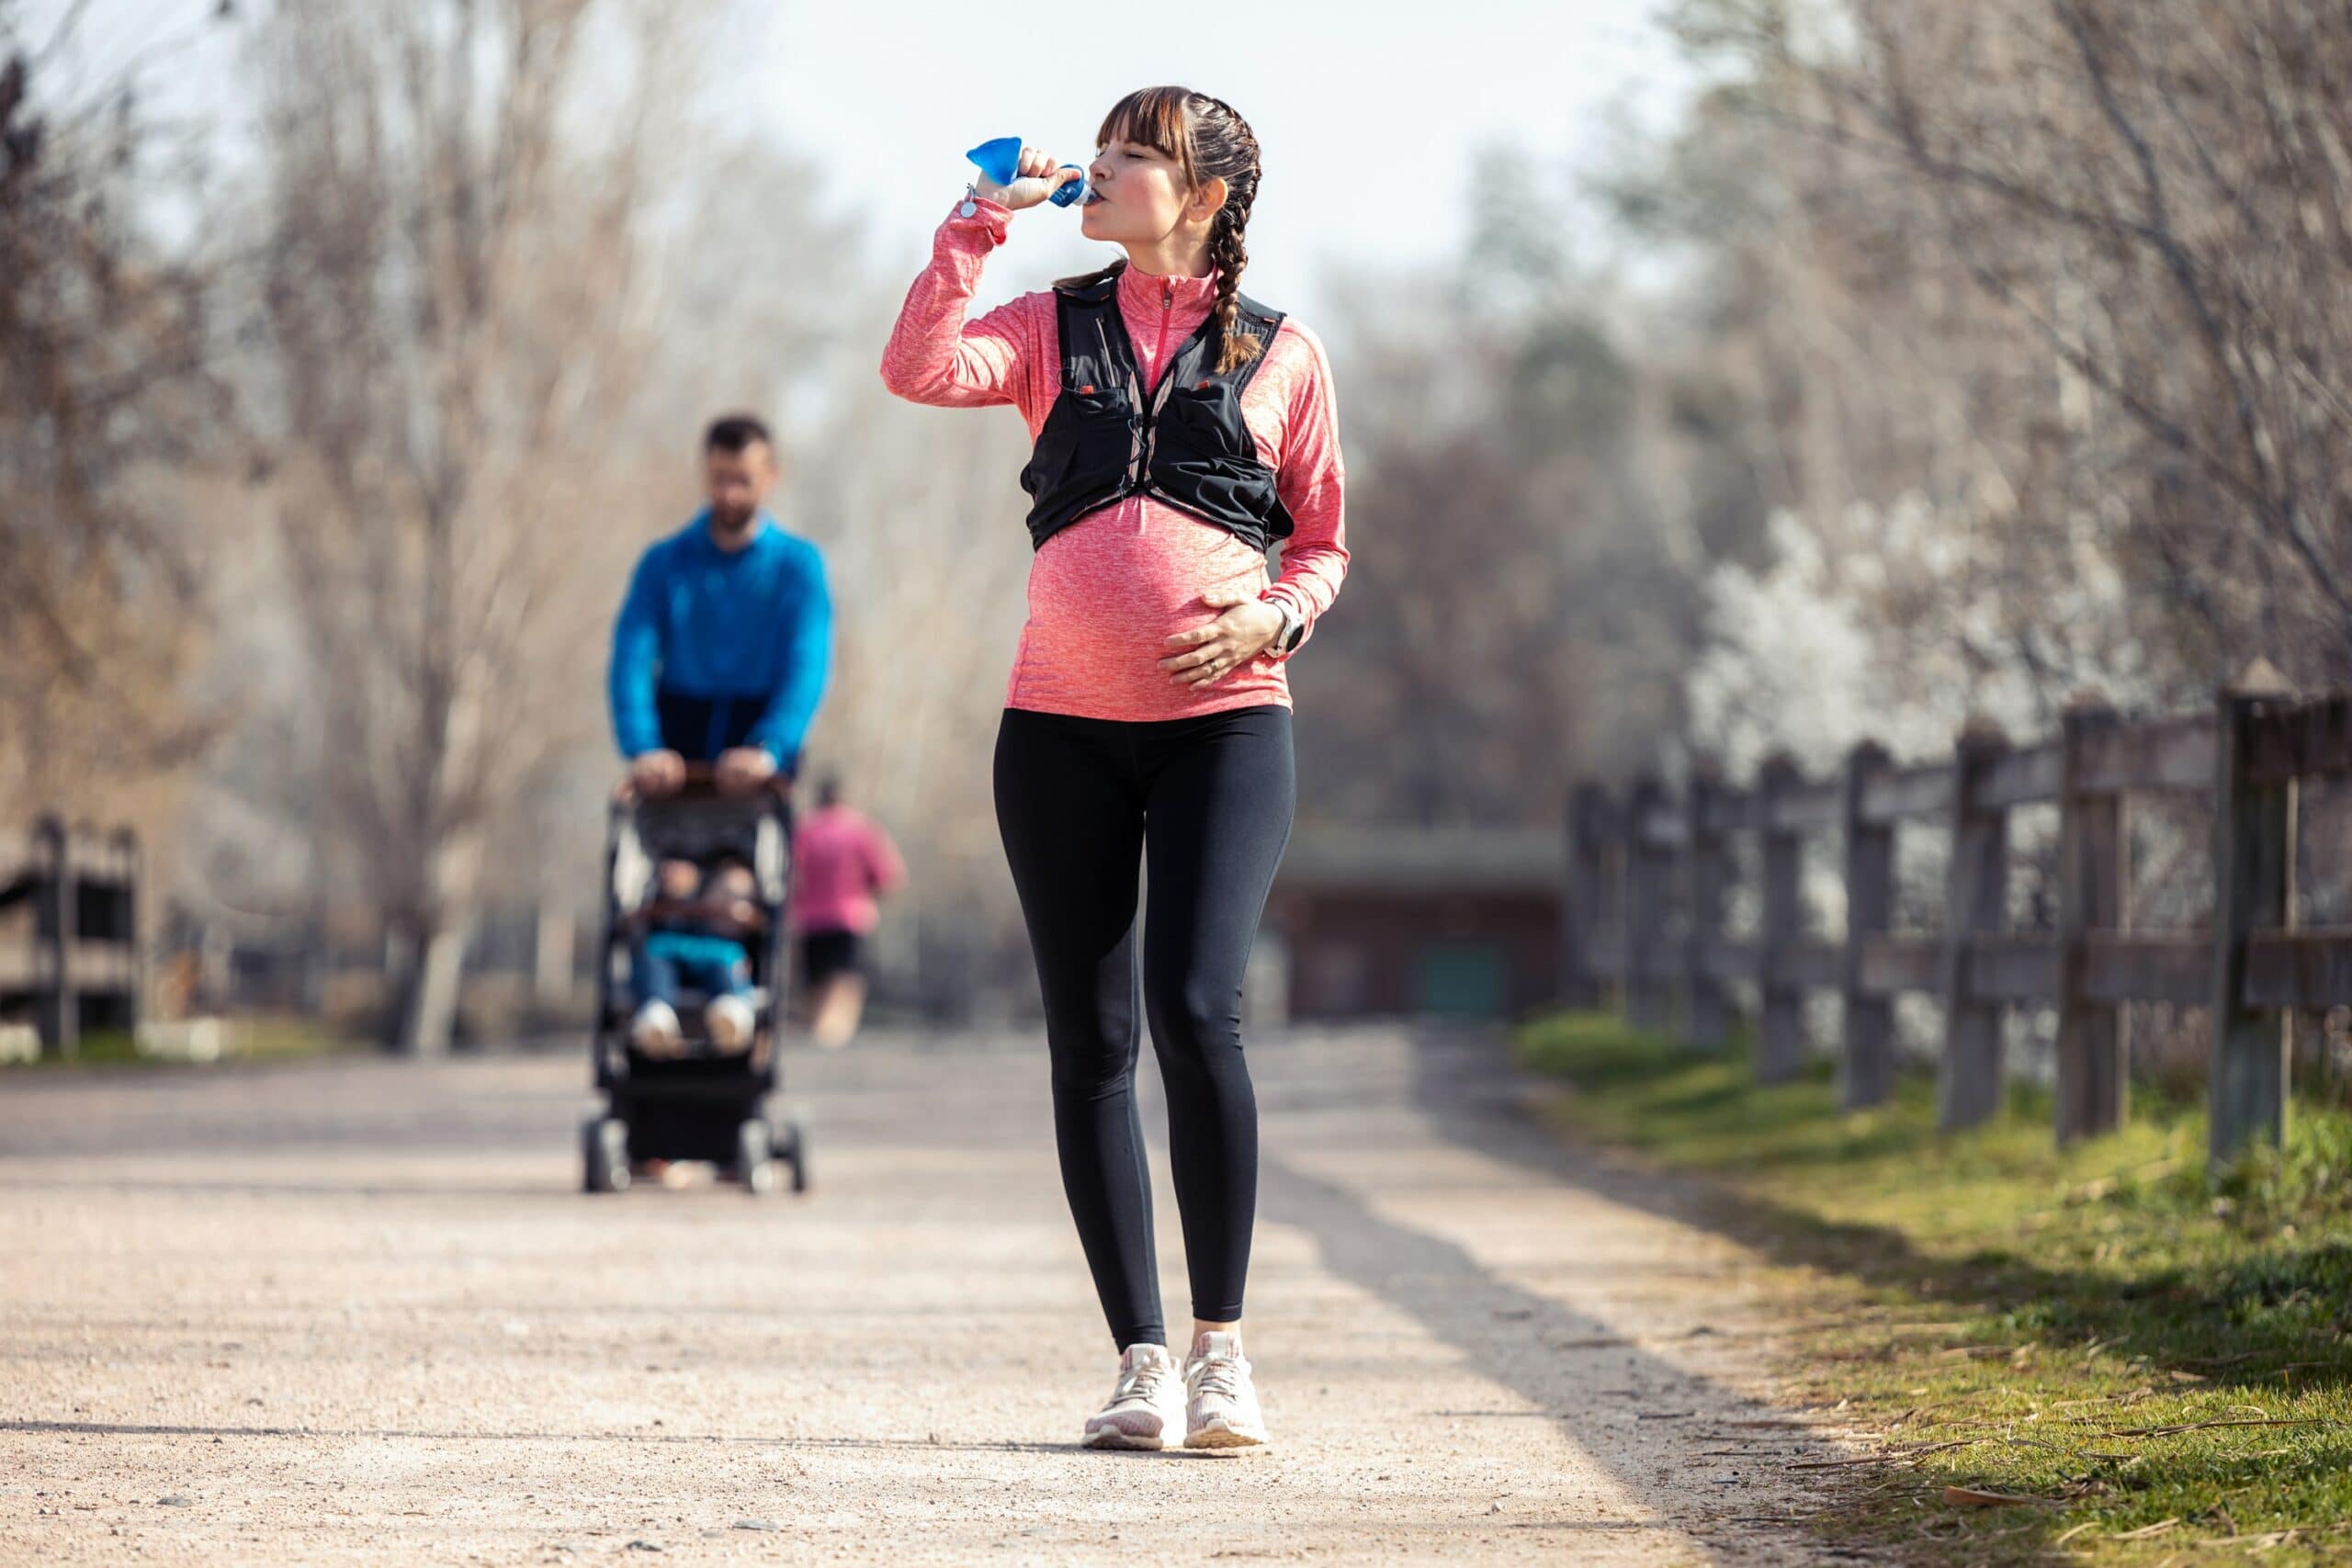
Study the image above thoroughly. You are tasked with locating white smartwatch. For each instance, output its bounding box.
[1267,597,1305,655]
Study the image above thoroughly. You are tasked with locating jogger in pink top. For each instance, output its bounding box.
[882,85,1348,1453]
[788,775,906,1049]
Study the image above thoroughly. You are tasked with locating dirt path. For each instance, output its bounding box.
[0,1024,1849,1564]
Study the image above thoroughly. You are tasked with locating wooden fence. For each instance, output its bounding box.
[0,817,141,1057]
[1560,662,2352,1162]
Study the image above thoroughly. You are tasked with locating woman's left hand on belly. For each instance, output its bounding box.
[1158,589,1285,687]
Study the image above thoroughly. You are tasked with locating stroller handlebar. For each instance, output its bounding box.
[611,761,795,809]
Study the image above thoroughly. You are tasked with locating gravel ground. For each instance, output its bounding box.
[1,1023,1850,1564]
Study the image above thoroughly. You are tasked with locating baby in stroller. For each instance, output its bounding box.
[627,851,763,1055]
[582,775,805,1196]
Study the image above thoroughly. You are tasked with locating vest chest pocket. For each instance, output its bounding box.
[1159,379,1259,460]
[1022,384,1136,499]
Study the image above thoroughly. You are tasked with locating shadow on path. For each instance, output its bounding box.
[1253,1026,1895,1564]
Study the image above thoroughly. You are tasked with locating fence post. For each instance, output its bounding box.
[2210,659,2295,1166]
[2056,696,2126,1145]
[1682,764,1729,1051]
[1624,774,1671,1032]
[1840,740,1895,1109]
[298,893,331,1016]
[34,815,76,1058]
[1757,752,1805,1083]
[113,827,141,1040]
[1562,784,1612,1009]
[1939,718,2011,1130]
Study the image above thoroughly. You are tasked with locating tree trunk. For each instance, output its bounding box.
[389,911,471,1056]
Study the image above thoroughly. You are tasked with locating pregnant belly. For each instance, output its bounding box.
[1008,499,1279,718]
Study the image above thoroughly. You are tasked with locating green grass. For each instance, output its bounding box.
[4,1017,357,1069]
[1516,1010,2352,1566]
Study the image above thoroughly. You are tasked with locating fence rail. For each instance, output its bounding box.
[1561,662,2340,1162]
[0,817,141,1056]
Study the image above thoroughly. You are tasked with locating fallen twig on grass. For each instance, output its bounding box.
[2101,1416,2335,1438]
[1941,1485,2053,1507]
[1788,1439,1975,1470]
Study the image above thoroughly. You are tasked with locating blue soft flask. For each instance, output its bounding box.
[967,136,1090,208]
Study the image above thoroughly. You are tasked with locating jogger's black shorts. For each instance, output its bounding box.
[992,703,1295,1349]
[799,929,862,984]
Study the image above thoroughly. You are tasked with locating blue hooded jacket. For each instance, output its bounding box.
[607,511,832,771]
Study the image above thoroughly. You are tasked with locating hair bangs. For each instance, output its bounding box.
[1097,86,1194,175]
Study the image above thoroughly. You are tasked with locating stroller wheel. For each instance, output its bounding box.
[583,1115,630,1193]
[780,1117,810,1194]
[736,1118,778,1195]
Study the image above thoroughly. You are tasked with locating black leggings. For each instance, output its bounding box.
[992,704,1295,1348]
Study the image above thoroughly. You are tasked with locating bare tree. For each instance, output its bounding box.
[1664,0,2352,702]
[252,0,698,1052]
[792,356,1041,1009]
[0,0,231,827]
[1295,195,1725,823]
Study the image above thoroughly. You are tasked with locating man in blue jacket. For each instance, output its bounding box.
[608,414,832,797]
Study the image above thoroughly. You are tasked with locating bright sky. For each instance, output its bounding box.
[746,0,1699,320]
[23,0,1700,323]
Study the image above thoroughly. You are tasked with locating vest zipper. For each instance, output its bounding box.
[1151,279,1175,377]
[1133,279,1179,498]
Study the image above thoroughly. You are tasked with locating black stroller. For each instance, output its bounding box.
[582,767,808,1195]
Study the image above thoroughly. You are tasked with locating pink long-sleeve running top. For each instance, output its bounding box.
[879,194,1349,724]
[788,804,906,937]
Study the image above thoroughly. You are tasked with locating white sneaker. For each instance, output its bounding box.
[1081,1342,1185,1450]
[1183,1331,1269,1451]
[630,1000,682,1055]
[705,994,755,1052]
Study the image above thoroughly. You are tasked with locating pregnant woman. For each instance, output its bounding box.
[879,85,1349,1452]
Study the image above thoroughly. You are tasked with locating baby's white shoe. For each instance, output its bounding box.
[705,994,755,1052]
[629,999,682,1055]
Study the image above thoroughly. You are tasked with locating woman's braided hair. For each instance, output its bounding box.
[1055,86,1266,375]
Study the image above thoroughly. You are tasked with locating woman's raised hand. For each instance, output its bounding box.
[977,144,1085,212]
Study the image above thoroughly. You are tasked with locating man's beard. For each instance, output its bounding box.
[711,505,755,532]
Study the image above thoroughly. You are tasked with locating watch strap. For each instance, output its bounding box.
[1269,596,1305,653]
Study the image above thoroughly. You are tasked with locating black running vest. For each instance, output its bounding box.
[1019,273,1295,553]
